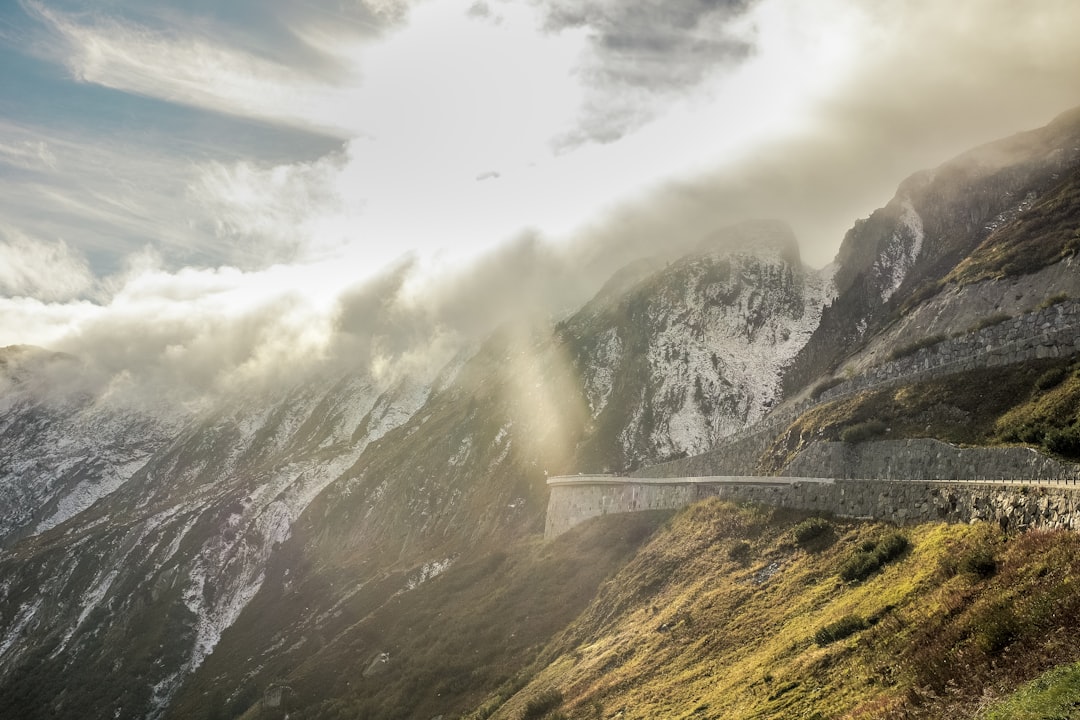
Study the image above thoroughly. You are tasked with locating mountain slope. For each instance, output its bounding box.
[784,106,1080,395]
[2,108,1080,720]
[562,220,833,471]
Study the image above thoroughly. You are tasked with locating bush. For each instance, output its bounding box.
[814,615,867,646]
[969,312,1012,333]
[840,552,881,582]
[888,334,947,361]
[522,689,563,720]
[840,533,910,582]
[727,541,752,563]
[874,532,909,564]
[1035,366,1068,391]
[792,518,832,547]
[973,603,1020,655]
[840,420,887,444]
[1039,292,1070,309]
[1045,425,1080,457]
[960,548,997,578]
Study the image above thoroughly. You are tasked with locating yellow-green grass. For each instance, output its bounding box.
[476,500,1080,720]
[977,660,1080,719]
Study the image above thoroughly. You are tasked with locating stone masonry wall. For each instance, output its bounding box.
[546,474,1080,538]
[782,439,1080,482]
[818,299,1080,402]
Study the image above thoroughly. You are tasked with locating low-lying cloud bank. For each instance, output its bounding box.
[2,0,1080,412]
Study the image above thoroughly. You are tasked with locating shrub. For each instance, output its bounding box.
[840,533,910,582]
[973,603,1020,655]
[1045,425,1080,457]
[888,334,947,361]
[840,420,887,444]
[1035,366,1068,391]
[522,689,563,720]
[840,551,881,582]
[874,532,909,564]
[727,541,752,563]
[792,518,832,547]
[960,548,997,578]
[969,312,1012,332]
[814,615,867,646]
[1039,292,1070,309]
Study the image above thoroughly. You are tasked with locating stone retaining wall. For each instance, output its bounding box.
[782,439,1080,482]
[546,473,1080,538]
[819,299,1080,402]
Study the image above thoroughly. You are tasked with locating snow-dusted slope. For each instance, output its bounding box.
[0,369,432,718]
[0,347,189,544]
[564,220,835,470]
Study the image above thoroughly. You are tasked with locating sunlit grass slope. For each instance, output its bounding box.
[476,500,1080,720]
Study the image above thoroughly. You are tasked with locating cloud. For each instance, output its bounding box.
[188,153,349,266]
[538,0,757,145]
[19,0,396,135]
[543,0,1080,267]
[0,138,56,171]
[0,229,95,302]
[4,0,1080,416]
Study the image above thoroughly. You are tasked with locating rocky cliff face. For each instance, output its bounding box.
[784,106,1080,395]
[562,220,833,471]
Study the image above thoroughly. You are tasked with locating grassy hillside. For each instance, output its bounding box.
[945,170,1080,287]
[474,500,1080,720]
[763,356,1080,472]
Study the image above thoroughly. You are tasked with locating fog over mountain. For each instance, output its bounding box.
[1,0,1078,409]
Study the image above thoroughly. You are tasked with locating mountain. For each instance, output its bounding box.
[784,106,1080,395]
[1,108,1080,719]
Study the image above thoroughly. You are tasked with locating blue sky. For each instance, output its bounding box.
[1,0,1079,401]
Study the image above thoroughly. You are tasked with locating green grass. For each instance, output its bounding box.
[978,661,1080,719]
[995,360,1080,459]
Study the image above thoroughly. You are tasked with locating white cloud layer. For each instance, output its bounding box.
[0,228,95,302]
[3,0,1080,411]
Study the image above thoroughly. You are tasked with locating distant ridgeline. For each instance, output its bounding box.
[547,300,1080,538]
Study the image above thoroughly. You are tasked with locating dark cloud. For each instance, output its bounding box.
[537,0,756,145]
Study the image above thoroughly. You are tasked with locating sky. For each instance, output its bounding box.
[1,0,1080,403]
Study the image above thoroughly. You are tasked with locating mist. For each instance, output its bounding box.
[2,0,1079,411]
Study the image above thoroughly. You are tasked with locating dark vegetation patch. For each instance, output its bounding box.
[814,615,867,646]
[995,359,1080,459]
[1039,291,1071,309]
[968,312,1013,333]
[838,532,909,582]
[762,358,1080,472]
[839,419,888,444]
[792,517,834,551]
[521,689,563,720]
